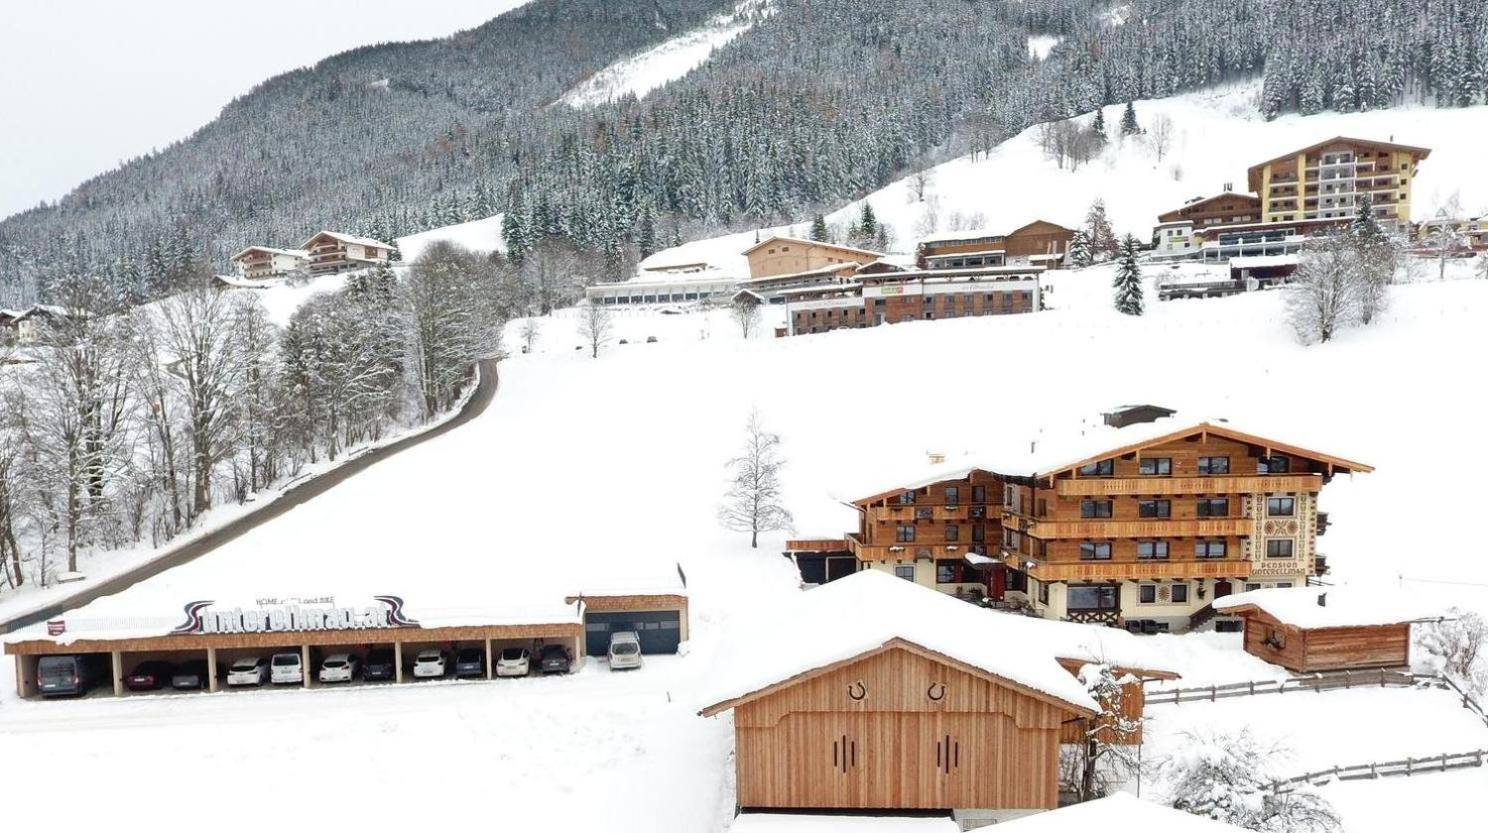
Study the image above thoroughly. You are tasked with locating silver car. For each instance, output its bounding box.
[607,631,643,670]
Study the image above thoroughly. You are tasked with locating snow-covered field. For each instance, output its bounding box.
[560,0,775,108]
[4,260,1487,830]
[638,82,1488,276]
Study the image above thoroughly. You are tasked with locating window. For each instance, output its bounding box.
[1067,584,1118,610]
[1245,583,1262,592]
[945,525,960,542]
[896,525,915,543]
[1081,499,1114,519]
[1197,498,1229,517]
[944,486,959,506]
[1080,541,1113,561]
[1139,585,1157,604]
[1003,485,1017,508]
[1195,540,1227,559]
[972,485,986,504]
[1266,539,1295,559]
[1036,580,1049,605]
[936,561,959,584]
[896,491,916,505]
[894,565,915,581]
[1267,496,1296,516]
[1078,459,1114,476]
[1137,541,1170,560]
[1198,456,1230,474]
[1139,457,1172,476]
[1138,499,1172,518]
[1258,455,1291,474]
[915,507,933,520]
[1276,581,1294,589]
[971,524,985,542]
[1171,583,1189,604]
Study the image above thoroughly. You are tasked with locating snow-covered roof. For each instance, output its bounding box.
[698,570,1177,717]
[1212,586,1442,630]
[1229,254,1299,269]
[741,235,883,259]
[832,416,1370,502]
[738,262,857,286]
[231,246,309,261]
[964,552,997,566]
[917,228,1007,246]
[728,815,959,833]
[213,274,283,289]
[300,230,396,250]
[925,248,1005,260]
[992,793,1247,832]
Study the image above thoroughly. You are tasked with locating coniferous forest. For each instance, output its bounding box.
[1,0,1485,304]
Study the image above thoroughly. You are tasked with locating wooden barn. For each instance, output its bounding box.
[699,571,1175,817]
[1213,587,1437,672]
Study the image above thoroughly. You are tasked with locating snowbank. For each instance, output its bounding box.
[396,212,507,262]
[994,792,1245,832]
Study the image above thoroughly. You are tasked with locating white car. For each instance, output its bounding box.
[270,651,304,685]
[412,649,448,679]
[226,656,269,687]
[318,653,360,683]
[495,647,530,678]
[607,631,643,671]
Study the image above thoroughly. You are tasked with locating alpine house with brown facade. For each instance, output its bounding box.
[786,410,1370,633]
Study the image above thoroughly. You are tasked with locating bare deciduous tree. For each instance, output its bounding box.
[577,300,613,359]
[1287,236,1360,344]
[1061,663,1143,802]
[719,408,793,549]
[730,297,762,339]
[519,317,541,353]
[1148,114,1174,162]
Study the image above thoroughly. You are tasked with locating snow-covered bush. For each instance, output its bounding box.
[1416,610,1488,697]
[1159,728,1340,833]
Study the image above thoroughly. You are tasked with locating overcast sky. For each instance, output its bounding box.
[0,0,531,219]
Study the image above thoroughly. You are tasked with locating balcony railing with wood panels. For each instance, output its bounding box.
[1019,558,1252,582]
[1000,516,1252,539]
[1053,475,1321,496]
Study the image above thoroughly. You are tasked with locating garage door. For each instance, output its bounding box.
[584,610,682,656]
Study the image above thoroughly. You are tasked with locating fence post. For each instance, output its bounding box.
[1441,753,1449,772]
[1210,684,1216,702]
[1369,762,1377,779]
[1249,680,1255,696]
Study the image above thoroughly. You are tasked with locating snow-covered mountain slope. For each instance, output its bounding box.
[5,266,1486,828]
[559,0,775,108]
[641,81,1488,274]
[396,212,507,262]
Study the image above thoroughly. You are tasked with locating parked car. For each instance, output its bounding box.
[618,338,629,345]
[645,336,658,343]
[36,654,104,697]
[454,647,485,678]
[270,651,304,685]
[363,649,397,682]
[495,646,531,678]
[171,659,220,691]
[123,659,176,691]
[607,631,643,671]
[318,653,361,684]
[226,656,270,687]
[538,644,572,675]
[412,649,448,679]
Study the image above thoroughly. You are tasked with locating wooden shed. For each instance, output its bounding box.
[1213,587,1436,673]
[699,571,1177,814]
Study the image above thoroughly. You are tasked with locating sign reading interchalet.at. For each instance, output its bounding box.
[171,595,419,635]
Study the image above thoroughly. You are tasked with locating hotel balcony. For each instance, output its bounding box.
[848,534,991,563]
[1053,474,1322,496]
[1000,515,1252,539]
[1010,555,1253,583]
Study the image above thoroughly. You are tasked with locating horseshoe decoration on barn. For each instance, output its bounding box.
[927,682,946,702]
[847,681,867,701]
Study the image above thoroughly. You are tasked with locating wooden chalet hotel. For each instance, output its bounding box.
[734,220,1073,337]
[787,406,1371,633]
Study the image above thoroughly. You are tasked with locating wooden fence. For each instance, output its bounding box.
[1272,749,1488,793]
[1145,668,1429,705]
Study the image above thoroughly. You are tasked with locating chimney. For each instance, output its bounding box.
[927,452,946,465]
[1317,592,1328,607]
[1223,181,1233,193]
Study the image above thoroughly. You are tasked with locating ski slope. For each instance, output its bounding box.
[640,82,1488,274]
[559,0,775,108]
[4,260,1487,830]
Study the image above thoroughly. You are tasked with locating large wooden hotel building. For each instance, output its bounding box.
[787,408,1371,633]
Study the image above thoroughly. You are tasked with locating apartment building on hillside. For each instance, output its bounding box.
[1247,136,1431,226]
[786,408,1371,633]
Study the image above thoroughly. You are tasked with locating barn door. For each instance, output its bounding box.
[925,713,981,809]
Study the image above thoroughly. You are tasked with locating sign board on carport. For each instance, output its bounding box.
[584,610,681,656]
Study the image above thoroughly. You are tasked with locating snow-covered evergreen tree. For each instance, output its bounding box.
[1112,234,1144,315]
[1067,229,1093,268]
[809,213,829,242]
[1085,199,1119,261]
[1119,101,1140,135]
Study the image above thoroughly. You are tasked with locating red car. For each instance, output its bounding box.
[124,660,175,691]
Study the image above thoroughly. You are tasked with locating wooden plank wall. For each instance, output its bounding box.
[733,647,1068,810]
[1243,616,1410,672]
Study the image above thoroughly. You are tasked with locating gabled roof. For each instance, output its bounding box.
[231,246,309,261]
[740,235,884,259]
[299,230,395,250]
[1158,192,1261,222]
[1213,586,1441,630]
[1006,219,1076,237]
[697,570,1177,718]
[1247,136,1432,190]
[993,793,1248,832]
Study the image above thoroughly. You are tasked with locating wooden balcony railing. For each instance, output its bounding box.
[848,536,990,563]
[1023,558,1253,582]
[1001,516,1252,539]
[1054,475,1321,496]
